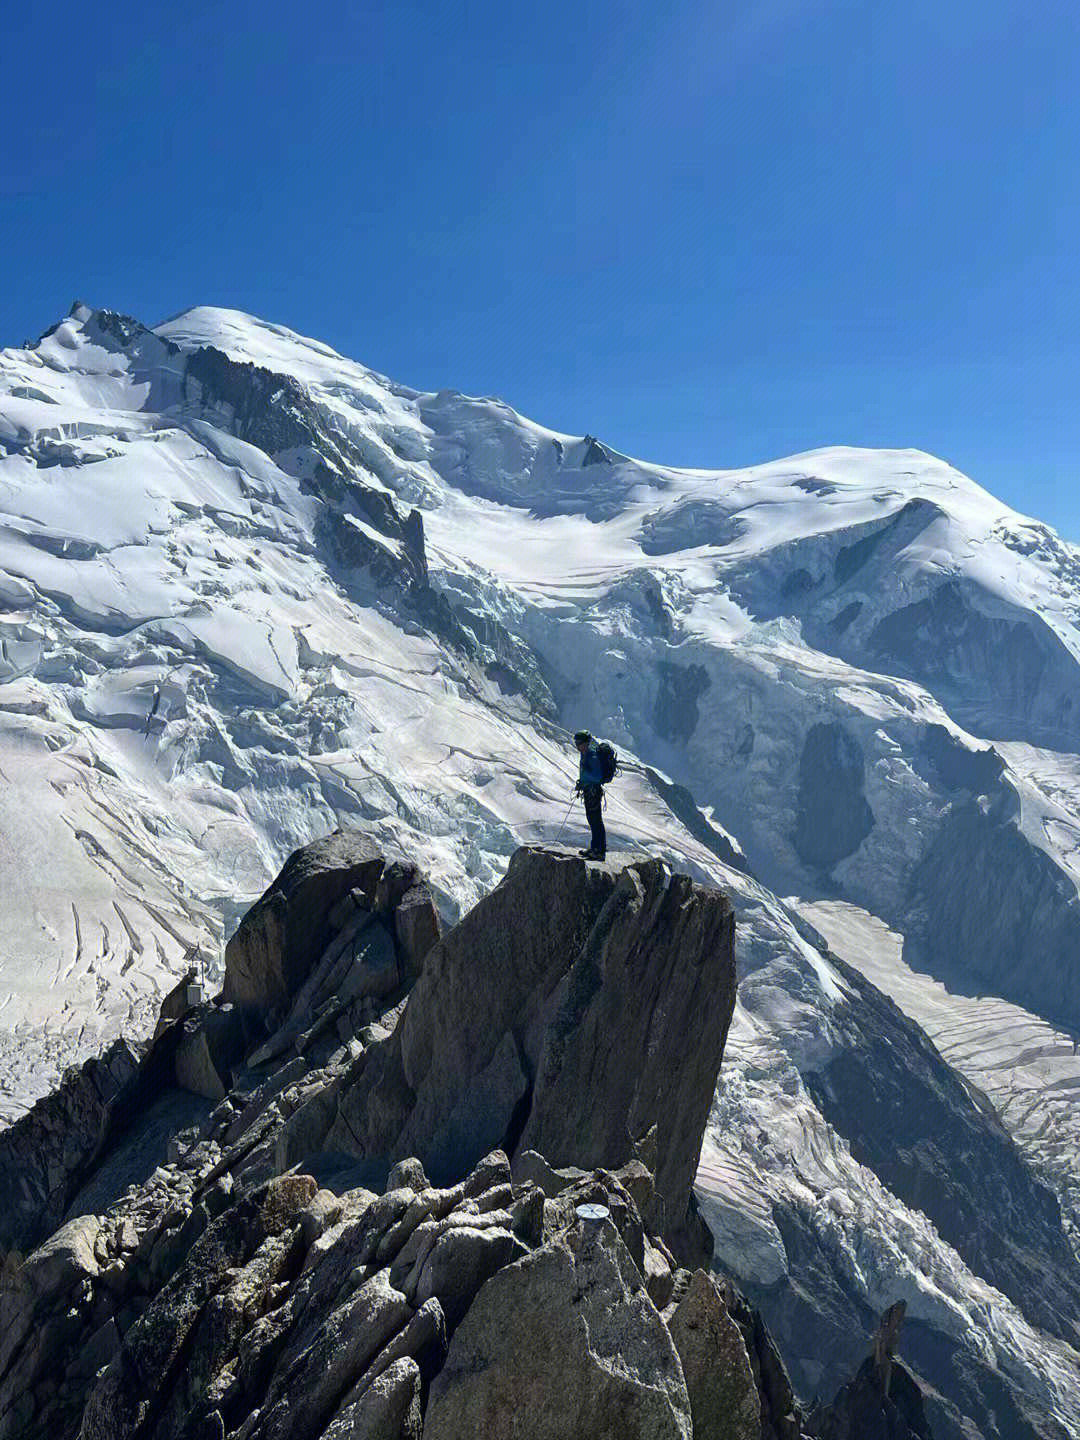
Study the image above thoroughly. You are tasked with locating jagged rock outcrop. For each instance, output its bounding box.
[722,1282,802,1440]
[737,1195,1060,1440]
[0,832,930,1440]
[665,1270,760,1440]
[518,854,734,1258]
[0,835,441,1265]
[0,1038,142,1255]
[804,1302,932,1440]
[807,1355,933,1440]
[328,847,735,1261]
[223,831,392,1017]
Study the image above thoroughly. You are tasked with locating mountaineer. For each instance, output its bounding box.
[573,730,618,860]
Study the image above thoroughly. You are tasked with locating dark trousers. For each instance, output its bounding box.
[583,783,606,854]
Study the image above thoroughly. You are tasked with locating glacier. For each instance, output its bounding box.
[2,302,1079,1437]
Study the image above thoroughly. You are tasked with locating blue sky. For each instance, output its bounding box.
[4,1,1078,531]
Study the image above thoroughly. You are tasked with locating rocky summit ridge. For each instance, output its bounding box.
[0,834,928,1440]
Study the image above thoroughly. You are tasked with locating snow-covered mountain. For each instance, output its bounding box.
[3,302,1080,1438]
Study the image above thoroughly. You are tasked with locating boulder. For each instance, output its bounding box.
[424,1217,693,1440]
[666,1270,760,1440]
[13,1213,101,1298]
[0,1214,103,1381]
[644,1240,676,1310]
[511,1149,586,1197]
[386,1158,429,1193]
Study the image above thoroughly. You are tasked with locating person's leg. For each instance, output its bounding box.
[584,784,606,856]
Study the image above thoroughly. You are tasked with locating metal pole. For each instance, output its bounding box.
[553,793,577,846]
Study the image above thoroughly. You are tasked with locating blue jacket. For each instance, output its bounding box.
[579,740,606,787]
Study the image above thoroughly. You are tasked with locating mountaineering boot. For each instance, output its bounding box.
[581,848,606,861]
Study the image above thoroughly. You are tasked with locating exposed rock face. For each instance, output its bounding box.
[328,847,736,1259]
[0,834,440,1269]
[0,1135,774,1440]
[0,1038,141,1255]
[173,1004,247,1101]
[413,582,560,719]
[322,1356,423,1439]
[655,661,711,744]
[173,336,558,720]
[738,1194,1065,1440]
[808,1356,934,1440]
[793,723,874,872]
[518,857,735,1256]
[181,346,426,584]
[666,1270,760,1440]
[906,795,1080,1033]
[425,1215,693,1440]
[222,831,390,1017]
[642,768,749,875]
[726,497,1080,747]
[327,848,611,1183]
[723,1283,802,1440]
[867,578,1078,745]
[918,724,1004,795]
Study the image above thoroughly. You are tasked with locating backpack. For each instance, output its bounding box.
[596,741,618,783]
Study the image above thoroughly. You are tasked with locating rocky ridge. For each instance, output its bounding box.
[0,833,923,1440]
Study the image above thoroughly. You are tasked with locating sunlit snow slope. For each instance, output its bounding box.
[3,303,1080,1439]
